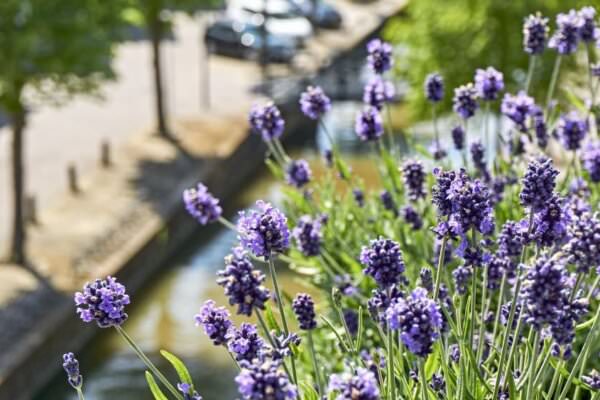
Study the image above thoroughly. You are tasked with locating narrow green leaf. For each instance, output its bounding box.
[145,371,169,400]
[160,350,193,385]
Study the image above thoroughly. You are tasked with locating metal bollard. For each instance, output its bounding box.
[101,140,111,168]
[68,164,80,194]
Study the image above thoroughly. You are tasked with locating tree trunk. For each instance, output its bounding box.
[149,15,169,137]
[9,107,26,265]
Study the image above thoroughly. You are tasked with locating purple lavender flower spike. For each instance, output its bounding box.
[401,205,423,230]
[453,83,479,119]
[363,76,395,110]
[328,367,380,400]
[582,370,600,390]
[292,215,323,257]
[343,309,358,336]
[248,102,285,142]
[563,212,600,274]
[285,159,312,188]
[402,160,426,201]
[178,383,203,400]
[227,323,265,362]
[237,200,290,259]
[353,188,365,207]
[447,170,495,236]
[523,12,549,55]
[470,140,489,181]
[183,183,222,225]
[485,255,511,291]
[578,7,599,42]
[300,86,331,120]
[451,125,465,150]
[557,112,588,150]
[453,265,472,295]
[549,10,581,55]
[217,247,270,316]
[520,156,559,211]
[531,106,548,148]
[236,359,297,400]
[521,255,569,329]
[360,237,405,288]
[355,107,384,141]
[474,67,504,101]
[74,276,130,328]
[292,293,317,330]
[62,353,83,389]
[379,190,397,216]
[386,287,443,357]
[498,220,526,258]
[501,91,535,132]
[366,38,393,75]
[424,73,444,103]
[582,141,600,181]
[432,168,457,217]
[194,300,232,346]
[368,286,403,325]
[531,195,568,248]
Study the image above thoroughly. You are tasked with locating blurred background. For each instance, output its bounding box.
[0,0,594,399]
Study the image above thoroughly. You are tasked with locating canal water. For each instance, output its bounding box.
[35,98,477,399]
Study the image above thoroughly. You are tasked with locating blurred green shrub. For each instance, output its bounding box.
[384,0,593,120]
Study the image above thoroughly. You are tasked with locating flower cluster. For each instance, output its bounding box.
[563,212,600,273]
[366,39,393,74]
[424,73,444,103]
[386,288,443,356]
[285,159,312,188]
[402,160,426,201]
[452,83,479,119]
[183,183,222,225]
[557,112,588,150]
[360,238,405,288]
[501,91,535,132]
[74,276,130,328]
[217,247,270,316]
[363,77,395,110]
[583,141,600,181]
[194,300,232,346]
[292,215,323,257]
[62,353,83,389]
[446,169,494,236]
[523,12,549,54]
[249,102,285,142]
[238,200,290,258]
[474,67,504,100]
[549,10,581,55]
[235,359,297,400]
[355,107,384,141]
[520,156,559,211]
[178,383,203,400]
[451,125,465,150]
[227,322,265,362]
[300,86,331,120]
[292,293,317,330]
[328,368,380,400]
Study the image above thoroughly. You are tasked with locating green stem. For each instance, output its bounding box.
[558,305,600,399]
[217,216,238,232]
[76,388,85,400]
[476,263,489,364]
[525,331,541,399]
[307,331,324,396]
[387,316,396,399]
[273,138,291,163]
[547,360,562,400]
[525,55,536,94]
[267,256,298,384]
[266,139,286,166]
[255,309,294,380]
[114,326,183,400]
[545,55,562,119]
[433,236,448,300]
[420,359,430,400]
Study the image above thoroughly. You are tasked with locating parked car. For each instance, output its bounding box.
[227,0,313,44]
[289,0,342,29]
[204,19,297,63]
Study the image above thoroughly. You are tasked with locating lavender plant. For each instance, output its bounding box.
[65,7,600,400]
